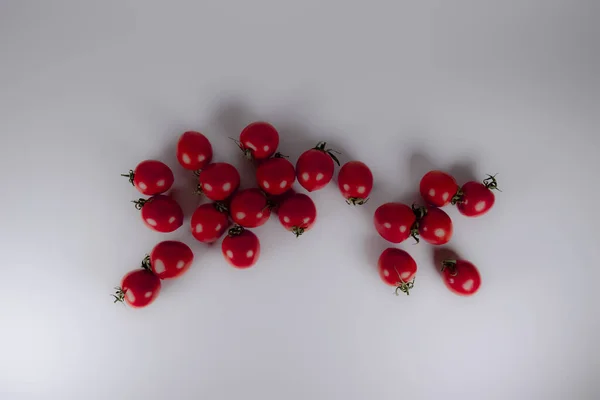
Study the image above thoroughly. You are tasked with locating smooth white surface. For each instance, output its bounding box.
[1,1,599,399]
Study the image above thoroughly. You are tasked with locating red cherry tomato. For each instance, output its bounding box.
[419,170,459,207]
[440,259,481,296]
[221,226,260,269]
[296,142,340,192]
[190,203,230,243]
[177,131,213,171]
[278,193,317,237]
[269,188,296,215]
[256,155,295,195]
[377,248,418,296]
[198,162,241,201]
[416,206,453,245]
[134,195,183,233]
[113,269,161,308]
[337,161,373,205]
[230,188,271,228]
[455,175,499,217]
[373,203,416,243]
[122,160,174,196]
[237,122,279,160]
[149,241,194,279]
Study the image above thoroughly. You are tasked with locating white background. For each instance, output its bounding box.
[1,1,599,399]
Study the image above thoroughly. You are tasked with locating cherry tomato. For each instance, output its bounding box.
[198,162,241,201]
[122,160,174,196]
[269,188,296,215]
[133,195,183,233]
[177,131,213,171]
[190,203,230,243]
[256,154,295,195]
[373,203,416,243]
[236,122,279,160]
[221,226,260,269]
[230,188,271,228]
[149,241,194,279]
[278,193,317,237]
[415,206,453,245]
[455,175,499,217]
[296,142,340,192]
[440,259,481,296]
[377,248,418,296]
[419,170,459,207]
[113,269,161,308]
[337,161,373,205]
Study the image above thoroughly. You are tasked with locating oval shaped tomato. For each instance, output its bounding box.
[256,155,295,195]
[373,203,416,243]
[149,241,194,279]
[198,162,241,201]
[455,175,499,217]
[296,142,340,192]
[417,206,453,245]
[377,248,418,296]
[230,188,271,228]
[441,259,481,296]
[123,160,174,195]
[177,131,213,171]
[221,226,260,269]
[113,269,161,308]
[134,195,183,233]
[337,161,373,205]
[278,193,317,237]
[190,203,230,243]
[419,170,459,207]
[238,122,279,160]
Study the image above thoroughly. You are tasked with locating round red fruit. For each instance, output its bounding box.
[337,161,373,205]
[190,203,230,243]
[230,188,271,228]
[177,131,213,171]
[134,195,183,233]
[455,175,499,217]
[269,188,296,215]
[278,193,317,237]
[113,269,161,308]
[238,122,279,160]
[416,206,453,245]
[149,241,194,279]
[122,160,174,195]
[198,162,240,201]
[377,248,418,296]
[221,226,260,269]
[419,170,459,207]
[296,142,340,192]
[256,154,295,195]
[440,259,481,296]
[373,203,416,243]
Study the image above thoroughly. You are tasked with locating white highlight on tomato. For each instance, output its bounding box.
[176,260,185,269]
[279,180,287,188]
[283,216,290,223]
[126,290,136,303]
[442,192,449,201]
[475,201,486,212]
[226,250,234,259]
[429,188,435,196]
[236,212,246,220]
[195,224,203,233]
[316,173,324,181]
[263,145,269,151]
[434,228,445,238]
[245,141,257,151]
[215,223,221,231]
[343,184,350,191]
[302,172,310,181]
[138,182,148,190]
[169,216,176,223]
[145,291,152,298]
[156,179,165,187]
[198,154,206,162]
[400,270,412,280]
[154,259,166,274]
[263,181,270,189]
[182,153,191,164]
[357,186,366,194]
[146,218,158,226]
[246,250,254,258]
[383,222,392,229]
[399,225,407,233]
[222,182,232,191]
[462,279,474,291]
[303,217,311,224]
[256,212,263,218]
[383,269,390,277]
[204,183,213,191]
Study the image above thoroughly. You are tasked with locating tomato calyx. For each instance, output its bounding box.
[450,188,464,205]
[483,174,501,191]
[230,137,254,160]
[409,204,428,244]
[441,259,458,276]
[141,255,152,271]
[291,226,306,237]
[313,141,341,166]
[214,201,229,213]
[346,197,369,206]
[227,224,245,237]
[395,278,415,296]
[112,287,126,304]
[121,170,135,186]
[194,184,204,196]
[132,198,151,210]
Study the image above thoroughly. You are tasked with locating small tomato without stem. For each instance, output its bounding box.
[221,226,261,269]
[230,188,271,228]
[149,241,194,279]
[190,203,230,243]
[197,162,241,201]
[337,161,373,205]
[177,131,213,171]
[256,154,296,195]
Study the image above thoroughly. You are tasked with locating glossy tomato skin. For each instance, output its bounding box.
[190,203,230,243]
[419,170,459,207]
[373,203,416,243]
[239,122,279,160]
[222,228,260,268]
[129,160,174,195]
[377,248,418,295]
[256,156,295,195]
[418,207,453,245]
[177,131,213,171]
[296,148,334,192]
[441,259,481,296]
[456,181,495,217]
[198,162,241,201]
[230,188,271,228]
[337,161,373,205]
[139,195,183,233]
[120,269,161,308]
[278,193,317,236]
[269,188,296,215]
[150,241,194,279]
